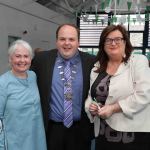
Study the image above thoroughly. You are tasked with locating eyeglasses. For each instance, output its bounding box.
[105,37,124,45]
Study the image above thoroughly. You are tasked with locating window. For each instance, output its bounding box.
[130,33,143,47]
[148,20,150,47]
[79,13,149,57]
[8,36,21,47]
[79,14,108,47]
[79,47,99,55]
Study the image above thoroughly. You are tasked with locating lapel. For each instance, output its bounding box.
[79,51,88,102]
[113,62,129,76]
[44,49,57,100]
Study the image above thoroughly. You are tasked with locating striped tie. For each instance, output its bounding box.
[63,60,73,128]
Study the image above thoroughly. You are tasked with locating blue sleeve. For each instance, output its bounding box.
[0,84,7,150]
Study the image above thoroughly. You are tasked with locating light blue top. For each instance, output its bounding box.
[0,70,47,150]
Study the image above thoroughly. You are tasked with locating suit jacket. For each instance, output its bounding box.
[85,54,150,137]
[31,49,95,140]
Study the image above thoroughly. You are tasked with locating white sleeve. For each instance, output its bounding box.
[85,66,99,123]
[119,54,150,118]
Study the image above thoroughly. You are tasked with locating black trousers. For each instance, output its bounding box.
[47,120,92,150]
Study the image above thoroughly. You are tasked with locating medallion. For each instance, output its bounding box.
[64,92,72,101]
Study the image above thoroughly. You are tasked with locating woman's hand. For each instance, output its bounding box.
[97,104,113,119]
[89,102,99,116]
[97,102,122,119]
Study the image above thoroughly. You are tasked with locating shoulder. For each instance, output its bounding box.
[91,61,100,72]
[130,53,148,62]
[0,71,10,81]
[130,54,149,66]
[0,71,12,88]
[31,49,57,68]
[27,71,38,83]
[79,51,96,64]
[28,70,36,76]
[91,61,99,74]
[94,61,100,67]
[34,49,57,58]
[27,70,37,79]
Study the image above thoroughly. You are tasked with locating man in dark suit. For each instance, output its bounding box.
[31,24,95,150]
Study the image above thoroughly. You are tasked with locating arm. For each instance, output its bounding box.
[0,83,7,150]
[97,102,122,119]
[119,55,150,119]
[85,65,99,122]
[85,94,100,122]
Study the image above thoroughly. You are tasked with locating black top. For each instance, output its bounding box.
[91,71,111,105]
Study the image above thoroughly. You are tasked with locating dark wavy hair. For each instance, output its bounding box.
[96,24,133,72]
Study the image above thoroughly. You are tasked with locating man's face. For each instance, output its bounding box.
[56,25,80,59]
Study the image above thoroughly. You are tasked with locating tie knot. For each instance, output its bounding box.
[64,60,70,66]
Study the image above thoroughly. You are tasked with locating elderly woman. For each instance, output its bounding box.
[0,40,47,150]
[85,25,150,150]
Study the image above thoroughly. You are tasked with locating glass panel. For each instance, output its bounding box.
[113,15,128,29]
[146,48,150,60]
[93,48,99,55]
[132,49,142,54]
[129,14,145,31]
[130,33,143,47]
[80,14,108,46]
[148,21,150,47]
[113,14,145,31]
[79,48,98,55]
[8,36,21,47]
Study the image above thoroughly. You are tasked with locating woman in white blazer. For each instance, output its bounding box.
[85,25,150,150]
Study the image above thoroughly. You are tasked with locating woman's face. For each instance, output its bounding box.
[104,30,126,59]
[10,45,31,75]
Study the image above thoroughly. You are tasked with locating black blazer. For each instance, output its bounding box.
[31,49,95,140]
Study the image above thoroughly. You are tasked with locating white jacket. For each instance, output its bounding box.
[85,54,150,137]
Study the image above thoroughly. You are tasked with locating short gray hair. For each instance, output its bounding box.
[8,39,34,59]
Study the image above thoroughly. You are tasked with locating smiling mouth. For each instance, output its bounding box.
[18,64,27,67]
[64,47,71,50]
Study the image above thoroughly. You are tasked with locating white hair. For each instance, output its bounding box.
[8,39,34,59]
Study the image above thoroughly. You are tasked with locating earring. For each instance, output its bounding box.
[122,53,126,58]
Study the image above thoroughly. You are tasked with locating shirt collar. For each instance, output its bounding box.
[56,51,80,65]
